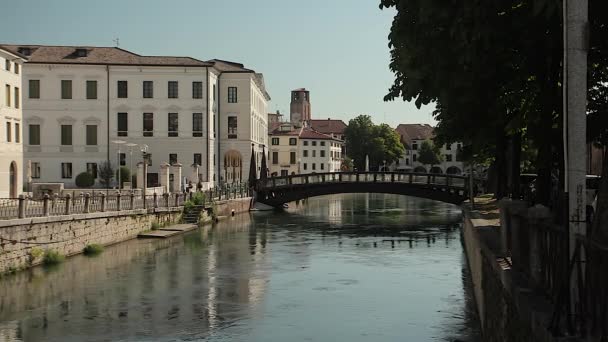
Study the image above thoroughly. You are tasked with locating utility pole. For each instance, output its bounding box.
[563,0,588,320]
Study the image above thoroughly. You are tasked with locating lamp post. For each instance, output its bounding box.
[141,144,149,208]
[126,143,138,186]
[111,140,126,189]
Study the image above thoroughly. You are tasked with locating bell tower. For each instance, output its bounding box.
[290,88,310,127]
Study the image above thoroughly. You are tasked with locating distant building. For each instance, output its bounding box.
[308,118,347,156]
[0,47,25,197]
[290,88,310,127]
[392,124,464,174]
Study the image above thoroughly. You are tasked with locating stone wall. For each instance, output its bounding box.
[0,208,181,274]
[213,197,252,217]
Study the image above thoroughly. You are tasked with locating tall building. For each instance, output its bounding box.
[289,88,310,126]
[1,44,270,189]
[0,47,25,197]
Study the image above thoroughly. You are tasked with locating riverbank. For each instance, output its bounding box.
[0,197,252,275]
[461,197,575,342]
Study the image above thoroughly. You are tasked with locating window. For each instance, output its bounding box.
[272,152,278,165]
[320,150,325,158]
[303,141,308,146]
[4,60,9,71]
[61,163,72,178]
[413,154,417,162]
[117,113,128,136]
[312,141,317,146]
[290,152,296,164]
[29,80,40,99]
[143,81,153,98]
[303,150,308,157]
[312,150,316,158]
[61,80,72,99]
[271,137,279,145]
[192,82,203,99]
[86,80,97,99]
[194,153,202,166]
[117,81,128,98]
[5,122,10,142]
[14,64,19,74]
[213,84,216,100]
[5,84,10,107]
[143,113,154,137]
[320,141,325,146]
[14,87,19,108]
[169,153,177,165]
[119,153,126,166]
[192,113,203,137]
[29,124,40,145]
[31,162,41,179]
[303,163,307,170]
[227,87,237,103]
[289,138,297,146]
[15,123,19,143]
[86,125,97,145]
[86,163,98,178]
[412,143,418,150]
[321,163,324,170]
[446,154,453,162]
[60,125,72,145]
[168,113,178,137]
[312,163,316,170]
[228,116,237,138]
[168,81,178,98]
[446,144,452,150]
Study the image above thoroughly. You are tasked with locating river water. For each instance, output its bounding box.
[0,194,481,342]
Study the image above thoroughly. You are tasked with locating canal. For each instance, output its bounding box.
[0,194,481,341]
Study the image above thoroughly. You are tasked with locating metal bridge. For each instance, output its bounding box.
[255,172,474,207]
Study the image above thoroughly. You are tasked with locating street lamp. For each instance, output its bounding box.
[125,143,138,187]
[140,144,149,208]
[111,140,126,189]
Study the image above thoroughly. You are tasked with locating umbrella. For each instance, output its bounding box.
[260,145,268,181]
[248,144,257,187]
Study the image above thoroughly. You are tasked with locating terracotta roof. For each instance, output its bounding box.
[308,119,347,134]
[207,59,253,72]
[299,127,340,140]
[0,44,212,67]
[395,124,435,145]
[270,125,301,136]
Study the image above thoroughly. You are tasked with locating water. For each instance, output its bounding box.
[0,194,481,341]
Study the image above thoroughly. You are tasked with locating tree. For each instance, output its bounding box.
[417,141,442,169]
[75,172,95,188]
[345,115,404,170]
[98,161,114,189]
[341,156,354,171]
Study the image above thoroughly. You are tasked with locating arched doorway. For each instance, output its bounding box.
[430,166,443,174]
[446,166,462,175]
[9,161,17,198]
[223,150,243,183]
[413,166,427,173]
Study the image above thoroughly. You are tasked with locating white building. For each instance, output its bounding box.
[0,47,25,197]
[0,44,270,190]
[393,124,464,174]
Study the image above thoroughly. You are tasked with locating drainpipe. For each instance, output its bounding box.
[217,73,222,185]
[106,65,110,165]
[205,67,210,182]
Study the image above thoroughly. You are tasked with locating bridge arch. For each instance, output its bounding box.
[430,166,443,174]
[413,166,427,173]
[446,166,462,175]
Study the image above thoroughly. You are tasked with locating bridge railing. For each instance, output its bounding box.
[258,171,470,191]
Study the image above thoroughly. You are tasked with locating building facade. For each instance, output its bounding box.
[1,44,270,190]
[0,48,25,197]
[392,124,464,174]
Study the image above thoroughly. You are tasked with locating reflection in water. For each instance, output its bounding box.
[0,193,480,341]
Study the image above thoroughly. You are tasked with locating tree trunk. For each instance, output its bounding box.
[591,147,608,240]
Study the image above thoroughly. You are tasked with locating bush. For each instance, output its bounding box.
[150,221,160,230]
[83,244,104,256]
[43,250,65,265]
[191,192,205,206]
[75,172,95,188]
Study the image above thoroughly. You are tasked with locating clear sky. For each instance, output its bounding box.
[1,0,436,127]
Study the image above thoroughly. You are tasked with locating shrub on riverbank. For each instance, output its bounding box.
[83,244,104,256]
[43,250,65,265]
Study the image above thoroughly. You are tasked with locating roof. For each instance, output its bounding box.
[0,46,27,60]
[0,44,212,67]
[292,88,308,92]
[395,124,435,145]
[270,125,301,136]
[299,127,341,141]
[308,119,347,134]
[207,59,253,72]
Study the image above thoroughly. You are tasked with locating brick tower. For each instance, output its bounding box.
[290,88,311,127]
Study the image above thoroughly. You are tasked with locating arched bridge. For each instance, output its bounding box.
[255,172,474,207]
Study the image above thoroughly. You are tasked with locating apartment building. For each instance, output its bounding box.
[0,47,25,197]
[393,124,464,174]
[1,44,270,189]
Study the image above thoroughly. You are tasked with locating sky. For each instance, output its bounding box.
[0,0,436,127]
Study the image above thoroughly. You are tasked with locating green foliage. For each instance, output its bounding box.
[83,244,104,256]
[116,167,131,187]
[191,192,205,206]
[417,141,442,166]
[98,161,114,189]
[43,250,65,265]
[150,221,160,230]
[29,247,44,260]
[345,115,404,170]
[75,172,95,188]
[342,156,354,171]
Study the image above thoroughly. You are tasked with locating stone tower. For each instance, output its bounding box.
[290,88,311,127]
